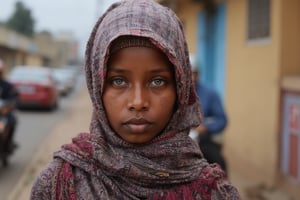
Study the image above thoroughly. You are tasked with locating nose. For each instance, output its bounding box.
[128,84,149,111]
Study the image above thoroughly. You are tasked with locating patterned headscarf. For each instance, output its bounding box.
[31,0,240,199]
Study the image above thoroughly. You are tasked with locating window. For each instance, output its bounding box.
[247,0,271,40]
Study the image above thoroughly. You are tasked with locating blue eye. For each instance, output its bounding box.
[112,78,126,86]
[151,78,166,87]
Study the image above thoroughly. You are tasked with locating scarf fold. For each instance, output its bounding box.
[53,132,239,199]
[55,131,206,183]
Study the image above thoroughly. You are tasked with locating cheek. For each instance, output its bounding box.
[102,91,120,119]
[157,90,176,114]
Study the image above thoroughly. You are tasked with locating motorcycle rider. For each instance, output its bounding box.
[0,59,18,153]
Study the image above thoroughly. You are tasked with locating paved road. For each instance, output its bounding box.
[0,75,84,200]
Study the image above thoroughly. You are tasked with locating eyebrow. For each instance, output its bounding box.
[149,67,171,73]
[107,68,127,73]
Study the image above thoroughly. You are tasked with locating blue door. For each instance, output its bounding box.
[197,2,226,100]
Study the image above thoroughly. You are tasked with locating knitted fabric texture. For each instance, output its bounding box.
[110,35,157,54]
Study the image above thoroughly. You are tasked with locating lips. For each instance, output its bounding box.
[123,118,152,133]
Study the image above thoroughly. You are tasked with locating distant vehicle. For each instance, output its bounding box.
[53,67,78,95]
[52,69,72,96]
[8,66,59,110]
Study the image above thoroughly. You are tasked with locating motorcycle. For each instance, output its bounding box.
[0,99,16,167]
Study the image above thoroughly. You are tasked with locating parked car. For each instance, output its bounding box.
[54,67,79,95]
[58,66,79,91]
[8,66,59,110]
[52,68,72,96]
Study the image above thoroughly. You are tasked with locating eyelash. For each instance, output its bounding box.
[108,77,168,88]
[150,78,166,87]
[111,77,126,86]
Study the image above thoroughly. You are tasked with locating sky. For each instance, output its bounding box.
[0,0,119,57]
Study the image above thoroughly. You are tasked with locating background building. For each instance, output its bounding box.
[0,25,80,71]
[159,0,300,198]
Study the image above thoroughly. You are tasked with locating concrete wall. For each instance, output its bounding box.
[0,26,78,68]
[280,0,300,76]
[176,1,202,54]
[0,26,44,68]
[34,33,56,59]
[25,54,44,66]
[0,26,37,54]
[225,0,282,184]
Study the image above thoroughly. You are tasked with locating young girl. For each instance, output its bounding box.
[31,0,240,199]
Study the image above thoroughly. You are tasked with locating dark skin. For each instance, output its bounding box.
[103,46,176,144]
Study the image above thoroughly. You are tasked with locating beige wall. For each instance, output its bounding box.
[0,26,49,68]
[0,26,74,68]
[25,54,44,66]
[225,0,282,184]
[0,26,36,53]
[176,1,202,54]
[34,33,56,59]
[280,0,300,76]
[14,52,26,66]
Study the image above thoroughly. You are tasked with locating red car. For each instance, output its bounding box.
[8,66,59,110]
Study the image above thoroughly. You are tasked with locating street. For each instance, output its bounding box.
[0,75,85,200]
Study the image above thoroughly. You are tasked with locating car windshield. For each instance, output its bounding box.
[9,69,49,83]
[53,70,68,79]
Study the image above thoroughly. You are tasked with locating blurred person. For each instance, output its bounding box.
[0,59,18,153]
[190,60,228,173]
[30,0,240,199]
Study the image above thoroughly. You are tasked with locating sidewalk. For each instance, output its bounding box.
[7,87,295,200]
[230,170,295,200]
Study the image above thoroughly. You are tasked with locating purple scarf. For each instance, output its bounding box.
[30,0,240,199]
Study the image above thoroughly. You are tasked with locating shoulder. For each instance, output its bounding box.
[30,158,63,199]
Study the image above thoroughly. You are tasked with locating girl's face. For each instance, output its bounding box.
[103,46,176,144]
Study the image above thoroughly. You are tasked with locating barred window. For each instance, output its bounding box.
[247,0,271,40]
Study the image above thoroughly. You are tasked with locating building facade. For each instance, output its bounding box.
[226,0,300,197]
[159,0,300,198]
[0,26,79,71]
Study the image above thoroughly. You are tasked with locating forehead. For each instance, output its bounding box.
[107,46,173,70]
